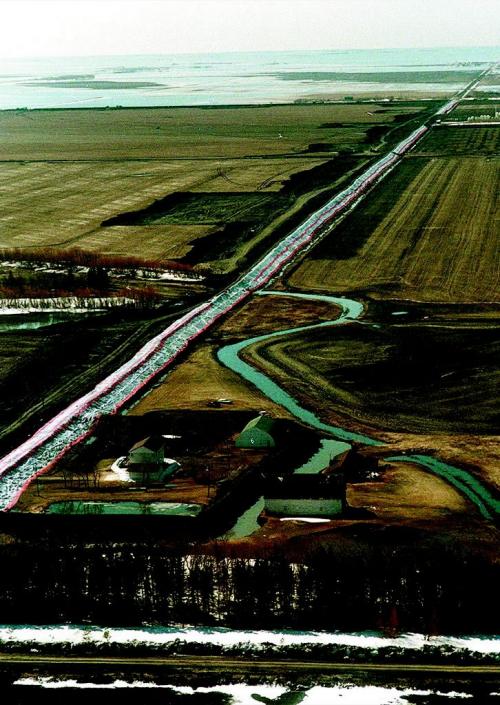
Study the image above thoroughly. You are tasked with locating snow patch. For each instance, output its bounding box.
[280,517,331,523]
[13,679,477,702]
[1,625,499,654]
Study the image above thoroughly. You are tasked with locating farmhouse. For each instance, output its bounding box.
[235,415,276,449]
[126,436,180,484]
[264,473,347,518]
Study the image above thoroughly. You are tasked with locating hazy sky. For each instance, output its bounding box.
[0,0,498,59]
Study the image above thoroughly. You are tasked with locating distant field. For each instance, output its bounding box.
[0,104,412,160]
[415,126,500,155]
[274,70,478,84]
[0,103,429,270]
[289,156,499,303]
[443,102,500,121]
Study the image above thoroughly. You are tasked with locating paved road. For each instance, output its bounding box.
[0,653,498,677]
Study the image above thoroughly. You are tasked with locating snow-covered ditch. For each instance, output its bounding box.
[0,625,498,659]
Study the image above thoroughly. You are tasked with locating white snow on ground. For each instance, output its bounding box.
[157,271,203,282]
[0,260,204,283]
[1,626,499,654]
[280,517,331,523]
[13,679,287,702]
[0,296,137,312]
[12,679,477,702]
[110,457,133,482]
[301,686,473,704]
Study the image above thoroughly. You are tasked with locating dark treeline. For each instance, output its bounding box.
[0,247,193,272]
[0,538,497,634]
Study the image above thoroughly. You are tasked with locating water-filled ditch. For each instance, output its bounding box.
[217,290,498,527]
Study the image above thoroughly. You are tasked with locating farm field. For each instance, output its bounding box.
[288,155,499,303]
[443,100,499,121]
[0,104,427,160]
[130,292,496,535]
[130,294,337,416]
[243,320,499,435]
[0,102,432,274]
[0,158,322,253]
[414,125,500,155]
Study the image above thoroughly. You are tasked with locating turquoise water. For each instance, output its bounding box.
[217,291,499,521]
[389,455,500,521]
[1,47,498,109]
[0,311,103,332]
[218,291,378,446]
[45,500,202,516]
[295,439,350,474]
[221,496,265,540]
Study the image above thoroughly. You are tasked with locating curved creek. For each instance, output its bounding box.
[218,291,499,531]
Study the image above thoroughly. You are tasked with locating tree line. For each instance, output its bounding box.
[0,539,496,635]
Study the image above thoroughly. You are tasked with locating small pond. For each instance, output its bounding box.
[0,311,105,332]
[45,501,202,516]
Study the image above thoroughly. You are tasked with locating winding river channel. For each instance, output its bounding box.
[218,290,500,523]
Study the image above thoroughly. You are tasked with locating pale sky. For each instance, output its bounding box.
[0,0,498,59]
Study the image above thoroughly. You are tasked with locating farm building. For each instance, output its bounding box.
[264,473,347,518]
[235,415,276,449]
[125,436,180,484]
[127,436,166,466]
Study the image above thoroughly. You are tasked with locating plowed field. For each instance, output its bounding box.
[290,156,499,303]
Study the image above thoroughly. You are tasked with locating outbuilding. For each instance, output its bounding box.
[127,436,166,467]
[235,416,276,449]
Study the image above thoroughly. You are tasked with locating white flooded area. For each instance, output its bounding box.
[1,46,497,109]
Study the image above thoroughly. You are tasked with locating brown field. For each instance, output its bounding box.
[289,156,499,303]
[381,432,500,494]
[347,461,472,521]
[129,343,283,417]
[0,103,430,268]
[130,293,337,416]
[0,157,323,253]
